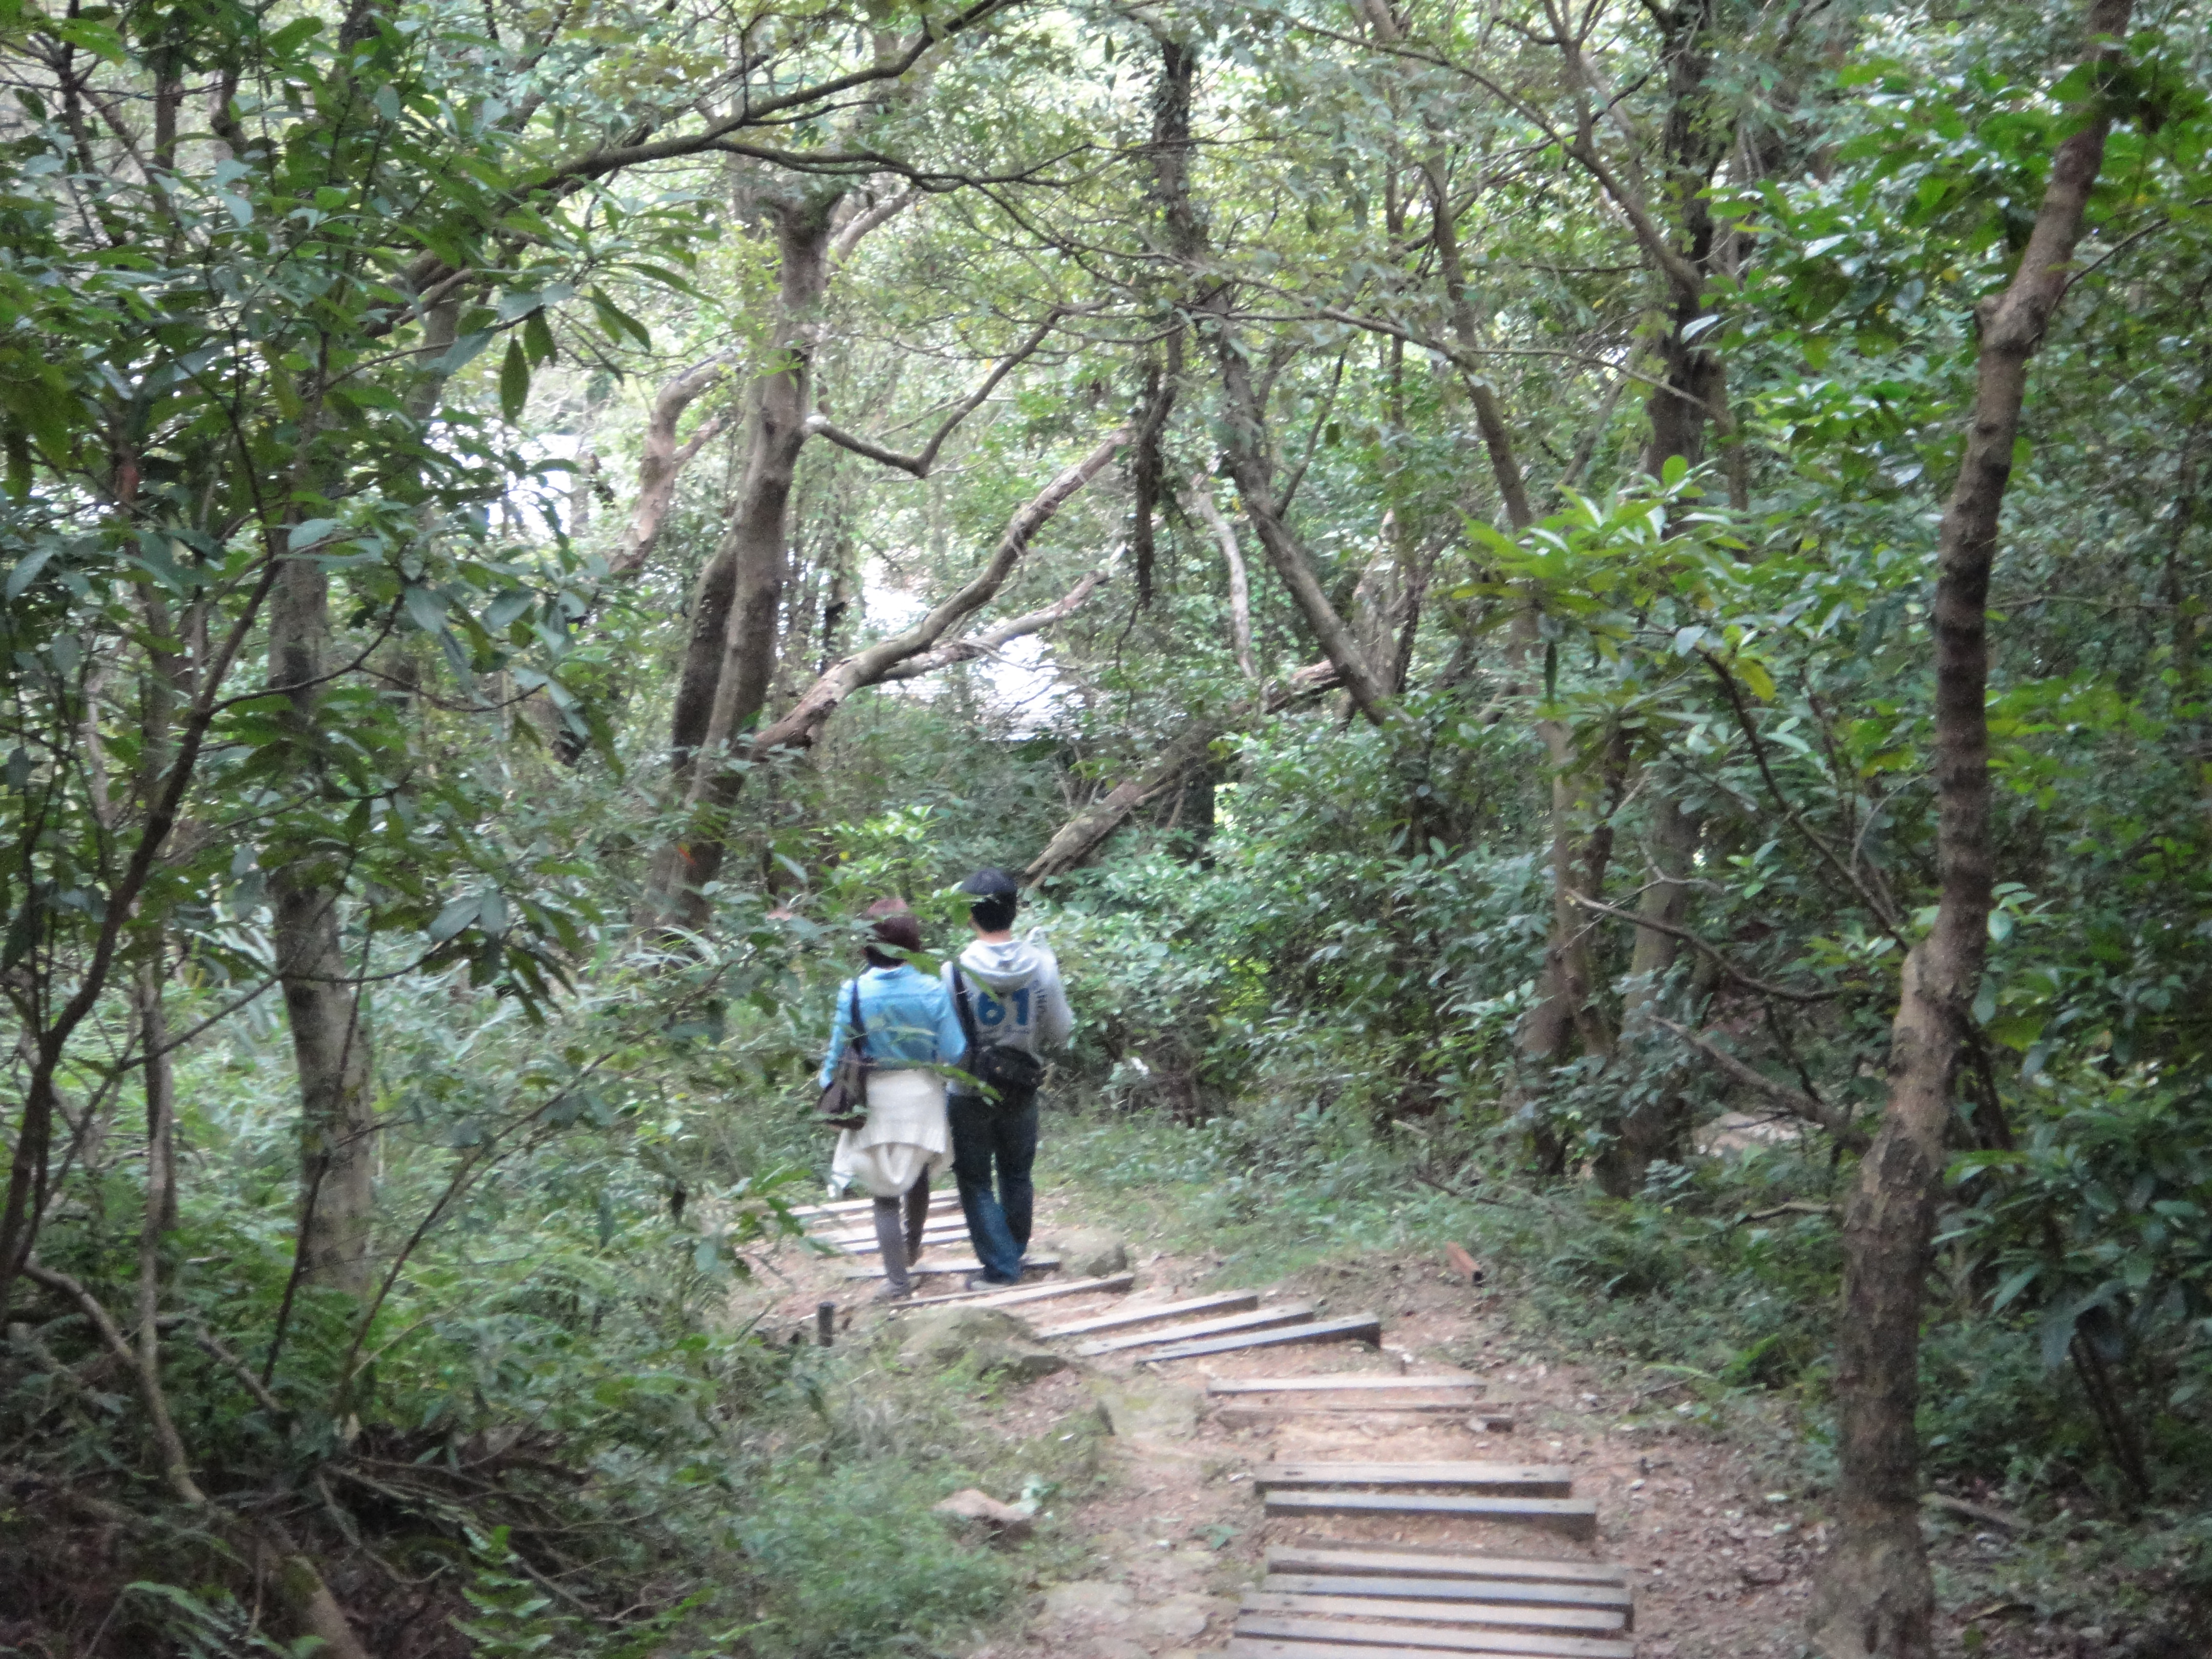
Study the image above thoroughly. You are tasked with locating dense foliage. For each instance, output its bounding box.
[2,0,2209,1650]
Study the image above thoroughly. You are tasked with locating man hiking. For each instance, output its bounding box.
[943,867,1072,1288]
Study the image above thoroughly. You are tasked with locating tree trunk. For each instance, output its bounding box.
[1809,7,2130,1650]
[1596,791,1701,1195]
[268,555,377,1296]
[1027,719,1225,882]
[1146,37,1396,726]
[650,197,838,919]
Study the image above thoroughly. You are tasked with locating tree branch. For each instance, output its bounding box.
[805,310,1065,477]
[878,569,1109,681]
[1650,1018,1868,1152]
[1566,891,1836,1004]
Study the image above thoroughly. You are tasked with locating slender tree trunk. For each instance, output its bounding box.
[1189,473,1258,681]
[1810,7,2130,1650]
[651,198,838,919]
[268,556,377,1296]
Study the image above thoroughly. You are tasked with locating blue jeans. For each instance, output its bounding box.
[949,1093,1038,1284]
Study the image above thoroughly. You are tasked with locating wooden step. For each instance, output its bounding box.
[813,1205,965,1238]
[1241,1592,1623,1635]
[1035,1289,1259,1340]
[1262,1490,1598,1540]
[793,1193,962,1222]
[833,1225,970,1254]
[1077,1305,1314,1357]
[1265,1546,1627,1588]
[1218,1405,1506,1430]
[1252,1463,1572,1497]
[1228,1623,1634,1658]
[1143,1312,1382,1364]
[897,1271,1132,1310]
[1210,1374,1482,1396]
[843,1253,1059,1282]
[1263,1576,1631,1622]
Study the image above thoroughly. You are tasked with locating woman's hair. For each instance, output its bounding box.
[862,898,922,968]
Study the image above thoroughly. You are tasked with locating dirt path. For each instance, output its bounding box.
[761,1187,1818,1659]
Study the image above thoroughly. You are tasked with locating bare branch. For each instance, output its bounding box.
[832,187,920,262]
[1187,473,1257,680]
[878,569,1109,681]
[1565,891,1836,1004]
[805,310,1065,477]
[1650,1018,1868,1152]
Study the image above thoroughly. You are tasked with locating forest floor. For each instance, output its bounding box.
[749,1180,2072,1659]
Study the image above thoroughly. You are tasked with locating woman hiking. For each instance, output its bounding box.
[818,900,968,1301]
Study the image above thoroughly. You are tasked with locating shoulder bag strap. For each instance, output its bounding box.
[847,980,868,1060]
[949,962,981,1051]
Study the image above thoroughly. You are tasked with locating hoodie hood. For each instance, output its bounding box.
[958,937,1052,994]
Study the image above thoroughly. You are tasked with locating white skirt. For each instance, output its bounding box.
[830,1068,950,1198]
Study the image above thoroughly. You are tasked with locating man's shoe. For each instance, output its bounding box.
[963,1272,1018,1291]
[870,1282,912,1304]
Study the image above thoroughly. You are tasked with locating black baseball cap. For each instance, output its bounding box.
[960,867,1019,898]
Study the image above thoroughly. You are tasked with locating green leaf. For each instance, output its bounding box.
[429,894,480,943]
[499,338,530,422]
[403,585,448,634]
[522,310,556,367]
[288,518,341,551]
[5,545,56,598]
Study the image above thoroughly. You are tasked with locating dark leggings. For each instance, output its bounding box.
[871,1169,931,1295]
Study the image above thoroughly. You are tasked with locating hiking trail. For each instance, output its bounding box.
[767,1187,1816,1659]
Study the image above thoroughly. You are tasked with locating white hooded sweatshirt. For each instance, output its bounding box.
[941,936,1072,1097]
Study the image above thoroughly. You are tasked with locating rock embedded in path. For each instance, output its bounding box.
[1048,1227,1131,1278]
[1039,1579,1135,1624]
[1089,1376,1202,1440]
[931,1487,1035,1542]
[897,1305,1067,1380]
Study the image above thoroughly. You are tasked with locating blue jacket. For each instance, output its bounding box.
[818,963,968,1088]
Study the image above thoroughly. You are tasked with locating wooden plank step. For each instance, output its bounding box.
[898,1272,1133,1310]
[833,1225,971,1255]
[1228,1624,1635,1659]
[793,1193,961,1222]
[1263,1576,1631,1620]
[843,1253,1059,1282]
[1262,1491,1597,1540]
[1217,1405,1507,1429]
[1253,1463,1572,1497]
[1241,1593,1623,1635]
[1266,1546,1627,1587]
[1143,1312,1382,1364]
[1078,1305,1315,1357]
[1210,1374,1482,1395]
[814,1209,966,1241]
[1035,1290,1259,1340]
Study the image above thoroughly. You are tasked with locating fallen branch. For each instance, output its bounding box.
[1026,719,1224,882]
[1652,1017,1868,1153]
[1921,1492,2025,1532]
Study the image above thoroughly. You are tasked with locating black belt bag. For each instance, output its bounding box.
[951,965,1046,1107]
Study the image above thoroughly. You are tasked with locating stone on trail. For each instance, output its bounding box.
[1135,1591,1226,1641]
[897,1305,1066,1380]
[1040,1580,1135,1624]
[1088,1375,1203,1439]
[931,1486,1034,1542]
[1047,1226,1130,1278]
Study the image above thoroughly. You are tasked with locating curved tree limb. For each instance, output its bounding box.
[804,309,1066,477]
[1649,1018,1867,1153]
[1188,471,1258,681]
[610,354,732,579]
[1026,719,1224,883]
[878,568,1109,682]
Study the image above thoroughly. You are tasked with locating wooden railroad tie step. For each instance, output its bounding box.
[1251,1463,1572,1497]
[793,1193,962,1223]
[1217,1406,1516,1431]
[1263,1576,1631,1626]
[833,1224,971,1255]
[1241,1592,1623,1636]
[1264,1546,1627,1588]
[1034,1289,1260,1340]
[1209,1375,1482,1396]
[1142,1311,1382,1364]
[898,1271,1132,1310]
[1227,1624,1634,1659]
[1077,1304,1314,1357]
[843,1252,1060,1282]
[1261,1490,1599,1540]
